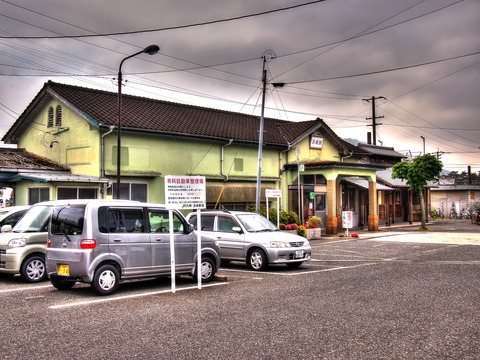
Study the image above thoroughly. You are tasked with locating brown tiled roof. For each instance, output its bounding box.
[358,143,405,158]
[3,81,340,148]
[0,148,68,171]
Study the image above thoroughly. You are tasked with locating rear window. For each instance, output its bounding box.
[189,215,214,231]
[50,205,86,235]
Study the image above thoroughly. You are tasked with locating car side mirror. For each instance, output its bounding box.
[232,226,242,233]
[1,224,12,233]
[186,223,194,234]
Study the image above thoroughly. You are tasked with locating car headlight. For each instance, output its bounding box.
[8,238,27,248]
[270,241,290,248]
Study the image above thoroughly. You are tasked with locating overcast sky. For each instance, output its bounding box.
[0,0,479,172]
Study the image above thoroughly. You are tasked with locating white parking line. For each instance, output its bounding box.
[0,284,52,294]
[49,282,229,310]
[220,262,376,276]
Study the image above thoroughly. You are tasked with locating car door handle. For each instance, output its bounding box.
[155,238,163,242]
[113,238,122,242]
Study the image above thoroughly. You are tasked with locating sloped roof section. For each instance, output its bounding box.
[358,143,405,158]
[376,168,409,187]
[377,168,437,189]
[0,148,68,172]
[5,81,333,147]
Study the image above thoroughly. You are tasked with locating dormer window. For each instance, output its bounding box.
[55,105,62,127]
[47,107,54,127]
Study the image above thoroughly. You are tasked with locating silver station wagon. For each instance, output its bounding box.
[186,211,311,271]
[46,200,220,295]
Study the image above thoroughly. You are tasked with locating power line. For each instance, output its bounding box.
[0,0,325,39]
[282,51,480,84]
[275,0,464,60]
[275,0,427,79]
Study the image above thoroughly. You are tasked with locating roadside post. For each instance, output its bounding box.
[165,175,206,293]
[265,189,281,227]
[342,211,353,236]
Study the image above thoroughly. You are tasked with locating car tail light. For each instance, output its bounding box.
[47,239,52,248]
[80,239,96,249]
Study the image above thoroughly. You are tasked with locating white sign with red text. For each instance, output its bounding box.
[165,175,206,209]
[342,211,353,229]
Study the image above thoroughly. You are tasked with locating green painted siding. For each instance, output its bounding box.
[12,97,382,216]
[17,100,101,177]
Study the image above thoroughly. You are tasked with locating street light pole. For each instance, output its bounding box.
[116,45,159,199]
[420,136,426,155]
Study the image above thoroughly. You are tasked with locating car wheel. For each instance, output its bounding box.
[248,249,267,271]
[287,262,303,269]
[20,255,47,282]
[50,276,76,290]
[195,257,215,282]
[92,264,120,296]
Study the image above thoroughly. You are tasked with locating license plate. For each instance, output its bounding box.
[58,264,70,276]
[295,250,304,259]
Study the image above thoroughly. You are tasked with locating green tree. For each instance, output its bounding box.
[392,154,443,230]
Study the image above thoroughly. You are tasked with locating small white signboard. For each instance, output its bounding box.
[265,189,282,198]
[165,175,206,209]
[342,211,353,236]
[164,175,206,293]
[310,135,324,149]
[342,211,353,228]
[265,189,281,227]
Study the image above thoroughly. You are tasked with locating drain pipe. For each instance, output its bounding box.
[101,125,115,178]
[341,151,354,162]
[279,143,292,178]
[277,144,292,213]
[221,139,233,181]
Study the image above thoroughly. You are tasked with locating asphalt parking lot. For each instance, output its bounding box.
[1,219,479,359]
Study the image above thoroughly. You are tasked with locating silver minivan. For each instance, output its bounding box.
[46,200,221,295]
[186,210,311,271]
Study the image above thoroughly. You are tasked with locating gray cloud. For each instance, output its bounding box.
[0,0,479,171]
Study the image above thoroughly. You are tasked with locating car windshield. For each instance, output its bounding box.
[12,205,51,233]
[236,213,278,232]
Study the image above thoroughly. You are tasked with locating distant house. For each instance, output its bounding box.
[431,179,480,218]
[0,147,109,204]
[3,81,399,234]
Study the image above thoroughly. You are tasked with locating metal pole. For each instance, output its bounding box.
[255,57,267,213]
[116,45,159,199]
[116,68,123,199]
[297,145,301,222]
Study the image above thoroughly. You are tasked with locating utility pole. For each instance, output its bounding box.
[420,136,426,155]
[363,96,385,145]
[435,148,444,160]
[255,50,275,214]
